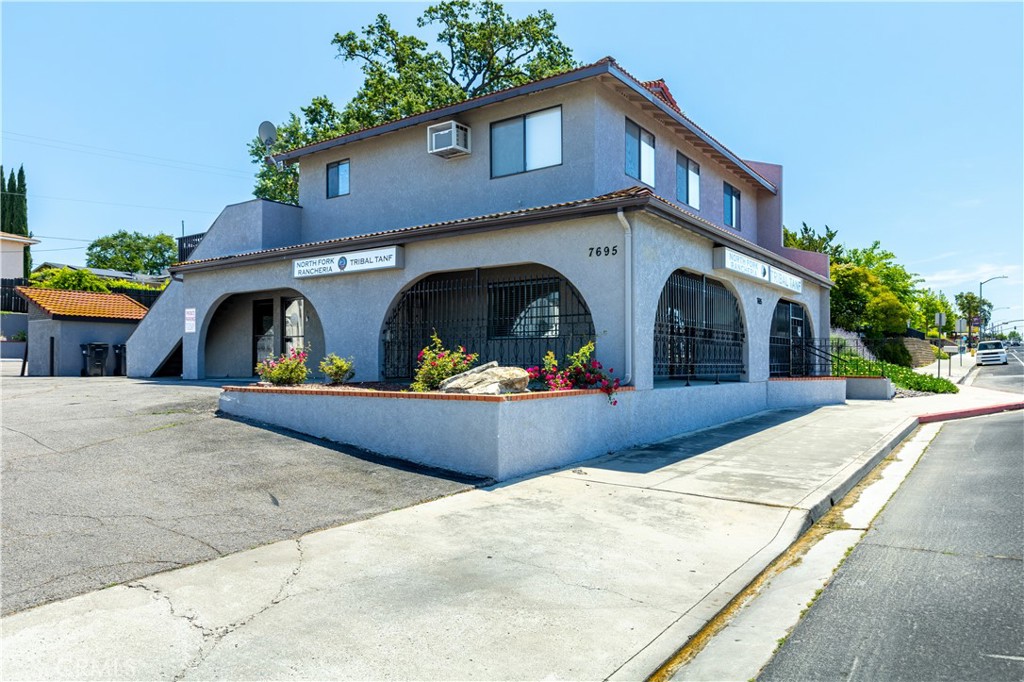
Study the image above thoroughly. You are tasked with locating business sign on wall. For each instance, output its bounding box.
[713,247,803,293]
[293,246,404,279]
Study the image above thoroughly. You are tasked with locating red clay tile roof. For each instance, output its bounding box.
[16,287,149,321]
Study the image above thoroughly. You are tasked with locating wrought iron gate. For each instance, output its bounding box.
[769,299,808,377]
[653,270,745,382]
[381,266,595,380]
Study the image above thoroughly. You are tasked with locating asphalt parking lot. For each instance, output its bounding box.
[0,365,476,616]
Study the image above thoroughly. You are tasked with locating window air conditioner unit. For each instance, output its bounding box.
[427,121,471,158]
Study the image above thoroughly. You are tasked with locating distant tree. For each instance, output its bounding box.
[863,289,911,334]
[783,222,845,264]
[843,241,921,311]
[85,230,177,275]
[250,0,577,204]
[3,170,15,234]
[30,267,110,293]
[954,291,992,331]
[912,288,955,335]
[16,166,30,273]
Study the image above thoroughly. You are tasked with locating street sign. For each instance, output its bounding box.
[956,318,967,333]
[935,312,946,327]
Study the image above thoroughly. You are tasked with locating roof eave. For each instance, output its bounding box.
[275,61,615,165]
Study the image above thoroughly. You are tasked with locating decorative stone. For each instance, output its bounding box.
[439,361,530,395]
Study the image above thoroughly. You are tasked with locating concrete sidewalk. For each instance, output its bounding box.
[2,385,1022,681]
[912,348,976,385]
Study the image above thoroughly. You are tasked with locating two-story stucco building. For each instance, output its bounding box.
[129,57,831,400]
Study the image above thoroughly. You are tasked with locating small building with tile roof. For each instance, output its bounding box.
[128,56,834,424]
[17,286,147,376]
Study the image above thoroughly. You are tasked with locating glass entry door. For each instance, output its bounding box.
[282,297,305,355]
[253,299,275,369]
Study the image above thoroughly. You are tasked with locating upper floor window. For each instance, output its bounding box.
[724,182,741,229]
[327,160,350,198]
[491,106,562,178]
[625,119,655,186]
[676,153,700,210]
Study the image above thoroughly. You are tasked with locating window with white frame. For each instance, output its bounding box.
[724,182,741,229]
[327,160,350,198]
[676,153,700,210]
[625,119,655,186]
[490,106,562,178]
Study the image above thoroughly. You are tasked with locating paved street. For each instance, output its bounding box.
[759,411,1024,681]
[0,370,475,615]
[970,345,1024,395]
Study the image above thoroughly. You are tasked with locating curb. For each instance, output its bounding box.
[647,400,1021,681]
[917,402,1024,424]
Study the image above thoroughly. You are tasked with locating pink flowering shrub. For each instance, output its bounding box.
[410,332,479,392]
[527,341,622,405]
[255,347,309,385]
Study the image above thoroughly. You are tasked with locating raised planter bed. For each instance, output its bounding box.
[221,377,846,482]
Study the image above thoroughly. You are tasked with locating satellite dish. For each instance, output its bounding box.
[258,121,278,148]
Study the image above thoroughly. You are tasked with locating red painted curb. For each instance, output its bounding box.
[917,402,1024,424]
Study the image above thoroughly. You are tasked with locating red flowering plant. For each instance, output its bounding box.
[410,332,479,392]
[527,341,622,405]
[255,347,309,386]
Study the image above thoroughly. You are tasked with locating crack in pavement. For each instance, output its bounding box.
[861,540,1024,562]
[124,537,306,681]
[1,425,62,454]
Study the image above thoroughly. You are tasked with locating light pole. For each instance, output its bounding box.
[979,275,1008,339]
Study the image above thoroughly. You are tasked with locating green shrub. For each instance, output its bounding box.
[867,338,912,367]
[526,341,622,404]
[931,345,949,360]
[255,347,309,385]
[319,354,355,385]
[410,333,478,392]
[833,356,958,394]
[30,267,109,292]
[11,330,27,342]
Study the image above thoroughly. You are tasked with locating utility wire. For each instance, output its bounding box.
[3,131,254,178]
[0,191,217,214]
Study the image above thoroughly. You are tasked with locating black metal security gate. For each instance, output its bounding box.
[381,265,595,380]
[769,299,809,377]
[653,270,745,382]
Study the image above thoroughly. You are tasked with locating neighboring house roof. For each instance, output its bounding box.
[32,262,168,285]
[16,287,149,321]
[274,57,777,194]
[172,187,830,288]
[0,231,40,246]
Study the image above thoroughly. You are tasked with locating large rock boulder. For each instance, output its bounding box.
[439,361,530,395]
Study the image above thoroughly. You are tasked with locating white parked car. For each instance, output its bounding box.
[975,340,1008,366]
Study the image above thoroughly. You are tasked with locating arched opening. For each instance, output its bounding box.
[653,270,745,383]
[203,289,324,378]
[381,264,595,380]
[769,299,812,377]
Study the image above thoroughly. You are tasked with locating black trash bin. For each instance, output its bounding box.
[80,342,109,376]
[113,344,127,376]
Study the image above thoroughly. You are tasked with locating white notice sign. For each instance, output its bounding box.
[184,308,196,334]
[293,246,404,279]
[713,247,803,293]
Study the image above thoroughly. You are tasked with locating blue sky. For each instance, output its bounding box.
[3,2,1022,328]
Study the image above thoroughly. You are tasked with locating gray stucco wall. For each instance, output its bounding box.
[176,209,826,386]
[294,79,771,247]
[26,317,138,376]
[221,378,845,482]
[296,83,600,243]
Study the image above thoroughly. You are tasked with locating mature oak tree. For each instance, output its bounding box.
[249,0,576,204]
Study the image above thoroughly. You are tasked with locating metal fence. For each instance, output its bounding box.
[1,278,29,312]
[771,337,912,377]
[653,270,745,383]
[177,232,205,262]
[109,287,162,309]
[381,267,595,380]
